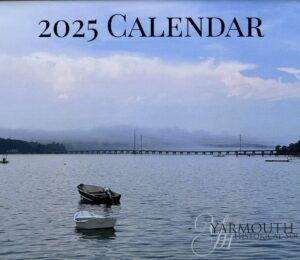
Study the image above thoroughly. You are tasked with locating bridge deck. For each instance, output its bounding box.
[67,149,276,156]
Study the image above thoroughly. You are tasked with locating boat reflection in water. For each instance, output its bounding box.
[75,227,116,240]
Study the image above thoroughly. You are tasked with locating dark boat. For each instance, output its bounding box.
[77,184,121,204]
[0,157,9,164]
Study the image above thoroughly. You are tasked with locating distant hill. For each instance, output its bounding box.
[0,126,274,151]
[0,138,66,154]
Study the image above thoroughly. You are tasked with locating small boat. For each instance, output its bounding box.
[74,211,116,229]
[265,159,289,162]
[77,184,121,204]
[0,157,9,164]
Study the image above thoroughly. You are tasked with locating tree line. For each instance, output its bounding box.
[0,138,66,154]
[275,140,300,156]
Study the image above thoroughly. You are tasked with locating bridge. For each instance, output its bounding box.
[67,149,276,156]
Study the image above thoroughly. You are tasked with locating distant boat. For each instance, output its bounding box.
[287,156,300,161]
[214,154,225,157]
[77,184,121,204]
[74,211,116,229]
[265,159,289,162]
[0,156,9,164]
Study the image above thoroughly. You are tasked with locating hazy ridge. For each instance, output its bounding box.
[0,126,277,151]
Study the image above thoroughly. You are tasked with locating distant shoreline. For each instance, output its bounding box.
[0,138,66,154]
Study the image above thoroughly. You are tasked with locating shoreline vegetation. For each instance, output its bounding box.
[0,138,66,154]
[275,140,300,156]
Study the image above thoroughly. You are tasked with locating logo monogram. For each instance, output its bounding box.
[191,214,233,257]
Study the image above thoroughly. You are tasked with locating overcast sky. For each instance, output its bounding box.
[0,1,299,143]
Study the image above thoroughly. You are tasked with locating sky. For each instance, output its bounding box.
[0,1,299,144]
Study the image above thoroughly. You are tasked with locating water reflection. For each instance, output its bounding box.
[78,200,114,207]
[75,228,116,240]
[78,199,121,205]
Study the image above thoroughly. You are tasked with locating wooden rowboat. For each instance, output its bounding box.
[77,184,121,204]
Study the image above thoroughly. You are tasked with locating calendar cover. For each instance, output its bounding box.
[0,1,299,259]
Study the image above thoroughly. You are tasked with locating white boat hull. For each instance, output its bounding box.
[75,218,116,229]
[74,211,116,229]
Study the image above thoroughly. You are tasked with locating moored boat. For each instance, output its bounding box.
[0,157,9,164]
[77,183,121,204]
[265,159,289,162]
[213,154,225,157]
[74,211,116,229]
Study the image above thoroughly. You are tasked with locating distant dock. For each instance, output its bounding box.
[67,149,276,156]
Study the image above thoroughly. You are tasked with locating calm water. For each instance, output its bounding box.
[0,155,300,259]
